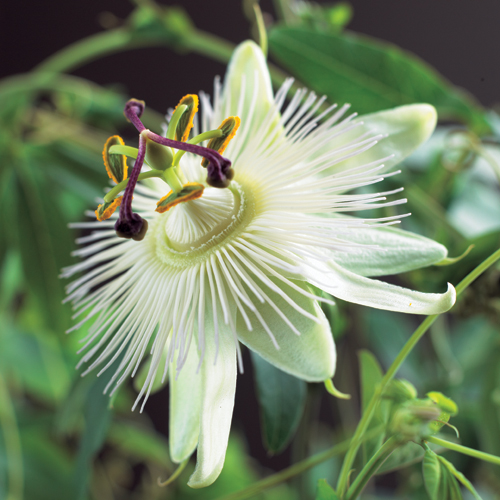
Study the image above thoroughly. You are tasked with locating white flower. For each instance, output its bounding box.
[63,41,456,488]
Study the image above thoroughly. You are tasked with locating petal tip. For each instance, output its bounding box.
[187,462,224,489]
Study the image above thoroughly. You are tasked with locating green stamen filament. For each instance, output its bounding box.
[108,144,144,160]
[104,170,163,203]
[166,104,187,140]
[106,127,223,203]
[162,168,184,193]
[173,129,223,166]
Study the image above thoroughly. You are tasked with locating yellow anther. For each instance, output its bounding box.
[201,116,240,167]
[156,183,204,213]
[103,136,128,184]
[173,94,199,143]
[95,196,123,221]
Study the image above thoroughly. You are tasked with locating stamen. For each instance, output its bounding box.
[124,99,234,187]
[156,183,204,213]
[103,136,128,184]
[95,196,123,221]
[201,116,241,167]
[172,94,199,142]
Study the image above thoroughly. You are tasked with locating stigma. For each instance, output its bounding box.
[94,96,241,240]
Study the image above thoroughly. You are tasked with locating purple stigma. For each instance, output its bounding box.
[123,99,234,188]
[115,133,148,241]
[124,99,146,132]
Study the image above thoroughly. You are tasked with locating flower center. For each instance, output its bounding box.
[152,182,253,266]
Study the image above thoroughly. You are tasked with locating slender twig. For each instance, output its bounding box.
[427,436,500,467]
[345,436,399,500]
[336,247,500,496]
[217,426,384,500]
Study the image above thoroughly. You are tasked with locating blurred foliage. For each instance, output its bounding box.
[1,0,500,499]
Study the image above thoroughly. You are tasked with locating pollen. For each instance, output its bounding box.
[103,136,128,184]
[173,94,199,143]
[156,183,204,213]
[201,116,240,167]
[95,196,123,221]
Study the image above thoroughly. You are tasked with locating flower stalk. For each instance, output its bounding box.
[336,247,500,497]
[426,436,500,467]
[345,436,400,500]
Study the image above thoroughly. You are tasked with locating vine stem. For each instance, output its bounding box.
[217,427,384,500]
[427,436,500,467]
[336,247,500,497]
[30,16,293,90]
[345,436,399,500]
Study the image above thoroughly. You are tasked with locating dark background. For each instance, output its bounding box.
[2,0,499,477]
[2,0,499,113]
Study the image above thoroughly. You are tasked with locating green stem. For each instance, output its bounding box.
[157,458,189,487]
[427,436,500,467]
[30,8,296,93]
[103,169,162,203]
[34,29,163,74]
[336,247,500,497]
[218,426,384,500]
[162,168,183,193]
[173,129,223,166]
[272,0,296,23]
[345,436,399,500]
[252,2,268,58]
[0,375,24,500]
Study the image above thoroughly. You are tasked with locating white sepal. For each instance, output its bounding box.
[187,321,237,488]
[237,280,336,382]
[306,260,456,315]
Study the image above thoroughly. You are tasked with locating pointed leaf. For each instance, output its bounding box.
[251,351,307,454]
[438,456,483,500]
[359,350,388,462]
[268,27,490,134]
[315,478,340,500]
[423,450,443,500]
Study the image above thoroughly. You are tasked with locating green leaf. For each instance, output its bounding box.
[377,441,425,474]
[251,351,307,454]
[108,421,171,467]
[359,350,388,462]
[359,350,383,413]
[21,427,74,500]
[438,456,483,500]
[268,27,490,134]
[0,325,72,404]
[315,478,340,500]
[10,151,75,332]
[423,449,443,500]
[73,375,113,500]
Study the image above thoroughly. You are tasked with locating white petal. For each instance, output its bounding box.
[222,40,274,129]
[169,340,201,463]
[305,260,456,315]
[329,225,448,277]
[187,322,237,488]
[236,281,336,382]
[318,104,437,175]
